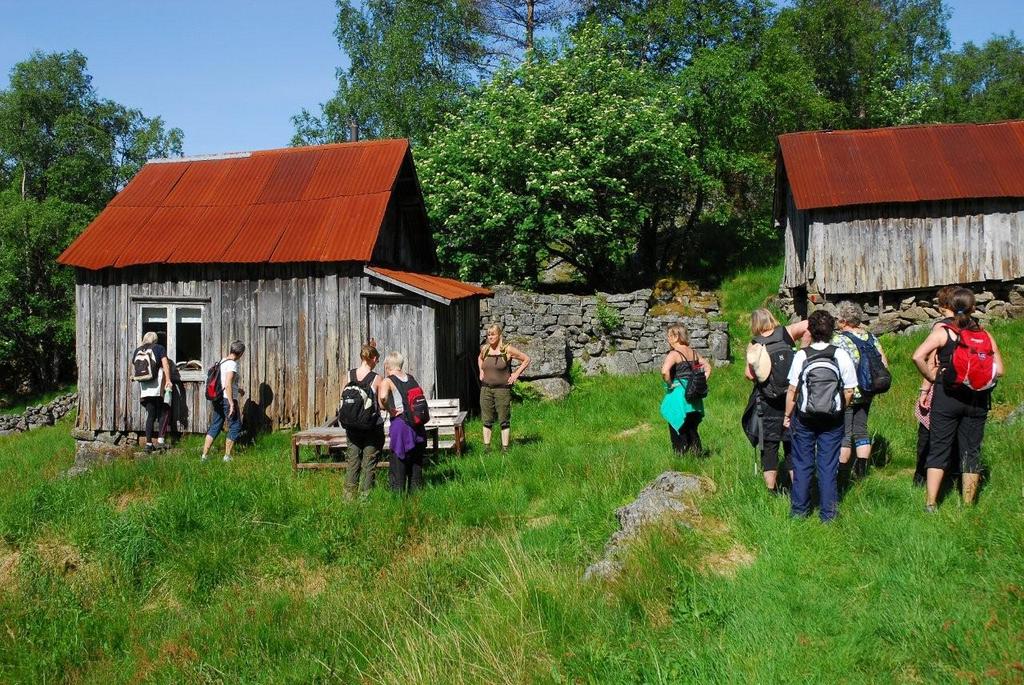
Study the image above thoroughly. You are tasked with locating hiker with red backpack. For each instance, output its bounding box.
[831,301,891,489]
[783,310,857,522]
[912,288,1004,511]
[339,342,385,500]
[379,351,430,493]
[743,308,809,495]
[201,340,246,463]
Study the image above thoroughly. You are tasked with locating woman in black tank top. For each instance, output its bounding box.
[744,308,808,495]
[912,288,1005,511]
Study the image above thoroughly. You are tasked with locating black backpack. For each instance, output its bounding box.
[677,351,708,403]
[754,328,795,401]
[842,332,892,396]
[339,370,379,431]
[132,345,157,382]
[390,374,430,427]
[796,346,844,419]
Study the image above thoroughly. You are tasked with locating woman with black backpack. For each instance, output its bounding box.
[831,301,890,487]
[912,288,1005,511]
[660,324,711,455]
[744,309,809,495]
[339,342,385,500]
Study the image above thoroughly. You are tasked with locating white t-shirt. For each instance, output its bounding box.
[787,342,858,389]
[220,358,241,398]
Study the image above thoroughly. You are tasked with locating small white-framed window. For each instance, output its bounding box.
[137,302,206,381]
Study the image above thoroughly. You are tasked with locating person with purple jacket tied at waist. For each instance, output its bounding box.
[379,351,427,494]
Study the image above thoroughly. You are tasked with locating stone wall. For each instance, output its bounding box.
[480,287,730,397]
[0,393,77,436]
[778,280,1024,336]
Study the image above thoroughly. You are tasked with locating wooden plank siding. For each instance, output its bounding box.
[783,193,1024,295]
[74,263,481,435]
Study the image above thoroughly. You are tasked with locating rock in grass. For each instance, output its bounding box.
[525,377,571,401]
[583,471,714,581]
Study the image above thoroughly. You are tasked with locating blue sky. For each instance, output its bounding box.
[1,0,1021,156]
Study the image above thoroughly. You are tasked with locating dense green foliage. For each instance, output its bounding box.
[0,51,182,393]
[1,266,1023,682]
[302,0,1024,289]
[418,26,699,287]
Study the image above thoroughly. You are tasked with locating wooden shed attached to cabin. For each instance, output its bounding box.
[775,121,1024,322]
[58,139,491,438]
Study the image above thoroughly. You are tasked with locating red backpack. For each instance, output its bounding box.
[205,361,223,401]
[940,324,997,392]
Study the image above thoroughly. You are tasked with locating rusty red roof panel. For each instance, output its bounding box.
[779,121,1024,210]
[162,159,234,206]
[58,206,158,268]
[222,202,297,263]
[368,266,493,301]
[114,206,212,268]
[108,162,189,207]
[317,193,392,263]
[267,197,338,263]
[204,155,278,206]
[58,139,413,269]
[257,149,322,204]
[165,205,254,263]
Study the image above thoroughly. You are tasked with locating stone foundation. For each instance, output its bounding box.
[67,429,158,477]
[0,393,78,436]
[777,280,1024,335]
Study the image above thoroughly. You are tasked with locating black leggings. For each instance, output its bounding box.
[927,385,988,474]
[669,413,703,454]
[141,397,165,443]
[390,444,425,493]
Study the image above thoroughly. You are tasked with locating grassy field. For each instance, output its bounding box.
[1,265,1022,684]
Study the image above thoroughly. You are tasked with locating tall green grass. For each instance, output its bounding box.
[0,266,1021,683]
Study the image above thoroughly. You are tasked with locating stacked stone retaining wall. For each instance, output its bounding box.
[480,287,729,397]
[778,280,1024,336]
[0,393,77,436]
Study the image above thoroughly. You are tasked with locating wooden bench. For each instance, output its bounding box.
[291,399,467,472]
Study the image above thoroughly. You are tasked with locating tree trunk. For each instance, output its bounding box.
[525,0,535,51]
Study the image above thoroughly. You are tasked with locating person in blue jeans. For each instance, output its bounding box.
[783,311,856,522]
[201,340,246,462]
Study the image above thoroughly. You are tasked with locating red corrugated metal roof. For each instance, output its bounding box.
[58,139,412,268]
[778,120,1024,210]
[366,267,493,302]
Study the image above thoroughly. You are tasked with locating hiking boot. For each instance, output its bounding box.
[853,458,868,479]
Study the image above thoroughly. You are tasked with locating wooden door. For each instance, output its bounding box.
[365,297,432,397]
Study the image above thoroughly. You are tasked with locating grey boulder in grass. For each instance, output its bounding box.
[584,472,713,581]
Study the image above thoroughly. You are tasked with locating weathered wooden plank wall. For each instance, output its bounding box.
[783,194,1024,294]
[74,264,479,434]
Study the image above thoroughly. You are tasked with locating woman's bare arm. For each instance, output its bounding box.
[912,327,948,382]
[506,345,531,383]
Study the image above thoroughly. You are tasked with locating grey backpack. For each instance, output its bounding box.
[796,346,843,419]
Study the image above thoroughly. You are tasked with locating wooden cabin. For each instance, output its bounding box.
[775,121,1024,310]
[58,140,491,437]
